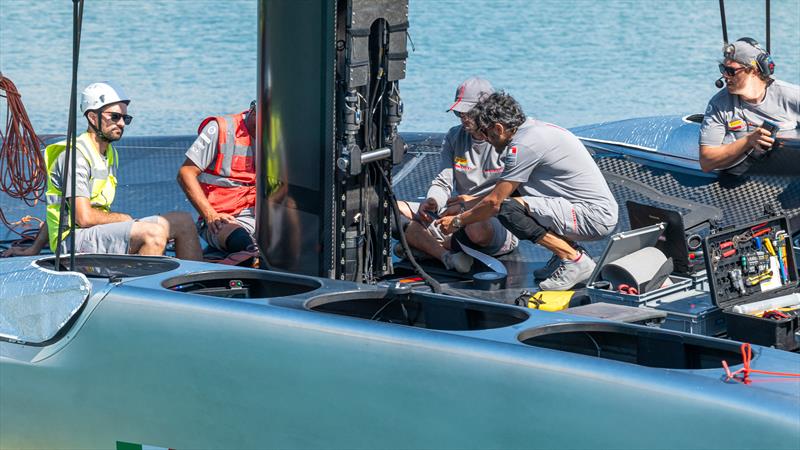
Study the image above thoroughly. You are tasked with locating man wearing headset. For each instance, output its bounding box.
[44,82,203,259]
[699,37,799,172]
[177,101,258,263]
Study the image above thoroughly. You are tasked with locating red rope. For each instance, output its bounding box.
[0,75,46,238]
[722,343,800,384]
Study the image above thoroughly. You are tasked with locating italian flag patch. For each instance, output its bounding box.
[505,146,518,167]
[116,442,173,450]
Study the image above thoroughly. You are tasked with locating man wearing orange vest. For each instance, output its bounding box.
[178,101,258,261]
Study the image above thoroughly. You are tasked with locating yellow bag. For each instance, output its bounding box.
[521,291,576,311]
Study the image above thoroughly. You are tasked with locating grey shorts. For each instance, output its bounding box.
[60,215,160,255]
[520,196,615,241]
[197,210,256,250]
[403,201,518,256]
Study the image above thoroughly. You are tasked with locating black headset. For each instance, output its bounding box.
[726,37,775,76]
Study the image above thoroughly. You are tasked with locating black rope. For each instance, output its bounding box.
[55,0,84,272]
[377,168,441,293]
[718,0,728,44]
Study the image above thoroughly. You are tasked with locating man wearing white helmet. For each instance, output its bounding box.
[43,81,202,259]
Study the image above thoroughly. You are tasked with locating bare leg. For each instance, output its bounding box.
[404,221,448,260]
[158,212,203,261]
[538,232,579,260]
[213,222,247,251]
[128,221,168,256]
[397,201,414,219]
[406,218,497,261]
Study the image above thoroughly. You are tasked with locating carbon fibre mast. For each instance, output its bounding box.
[256,0,410,283]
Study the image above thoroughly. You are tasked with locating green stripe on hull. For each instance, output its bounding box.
[116,442,142,450]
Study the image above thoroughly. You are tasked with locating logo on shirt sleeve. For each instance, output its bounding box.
[727,119,745,131]
[504,146,517,168]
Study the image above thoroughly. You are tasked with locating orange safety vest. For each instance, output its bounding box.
[196,112,256,216]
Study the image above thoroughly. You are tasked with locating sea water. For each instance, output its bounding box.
[0,0,798,136]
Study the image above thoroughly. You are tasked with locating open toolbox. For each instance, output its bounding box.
[703,215,800,350]
[586,223,693,307]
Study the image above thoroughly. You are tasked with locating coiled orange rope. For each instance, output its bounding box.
[0,74,46,237]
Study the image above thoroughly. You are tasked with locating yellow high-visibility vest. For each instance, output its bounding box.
[45,132,117,251]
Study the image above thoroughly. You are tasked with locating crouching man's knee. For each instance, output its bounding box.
[497,199,547,243]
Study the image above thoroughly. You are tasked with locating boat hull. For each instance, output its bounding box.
[2,256,799,449]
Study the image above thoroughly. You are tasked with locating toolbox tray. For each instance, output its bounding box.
[703,215,799,350]
[653,293,726,337]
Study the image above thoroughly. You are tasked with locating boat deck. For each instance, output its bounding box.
[1,132,797,301]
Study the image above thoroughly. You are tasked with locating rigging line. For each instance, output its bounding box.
[70,0,85,272]
[370,298,396,321]
[718,0,728,44]
[765,0,770,53]
[55,0,84,272]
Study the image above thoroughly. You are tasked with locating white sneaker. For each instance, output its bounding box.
[538,252,596,291]
[442,251,473,273]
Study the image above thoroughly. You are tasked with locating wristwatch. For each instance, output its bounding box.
[451,214,463,230]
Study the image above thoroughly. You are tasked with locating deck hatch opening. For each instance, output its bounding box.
[36,254,179,278]
[519,323,744,369]
[162,270,321,299]
[308,292,528,331]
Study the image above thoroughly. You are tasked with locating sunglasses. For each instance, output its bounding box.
[104,112,133,125]
[718,63,748,77]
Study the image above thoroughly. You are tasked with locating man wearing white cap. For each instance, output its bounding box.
[699,37,799,172]
[396,77,518,273]
[43,82,202,259]
[439,92,618,291]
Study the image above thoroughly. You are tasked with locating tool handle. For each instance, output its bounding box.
[763,238,776,256]
[752,228,771,238]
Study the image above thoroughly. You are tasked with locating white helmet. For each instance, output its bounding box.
[80,81,130,114]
